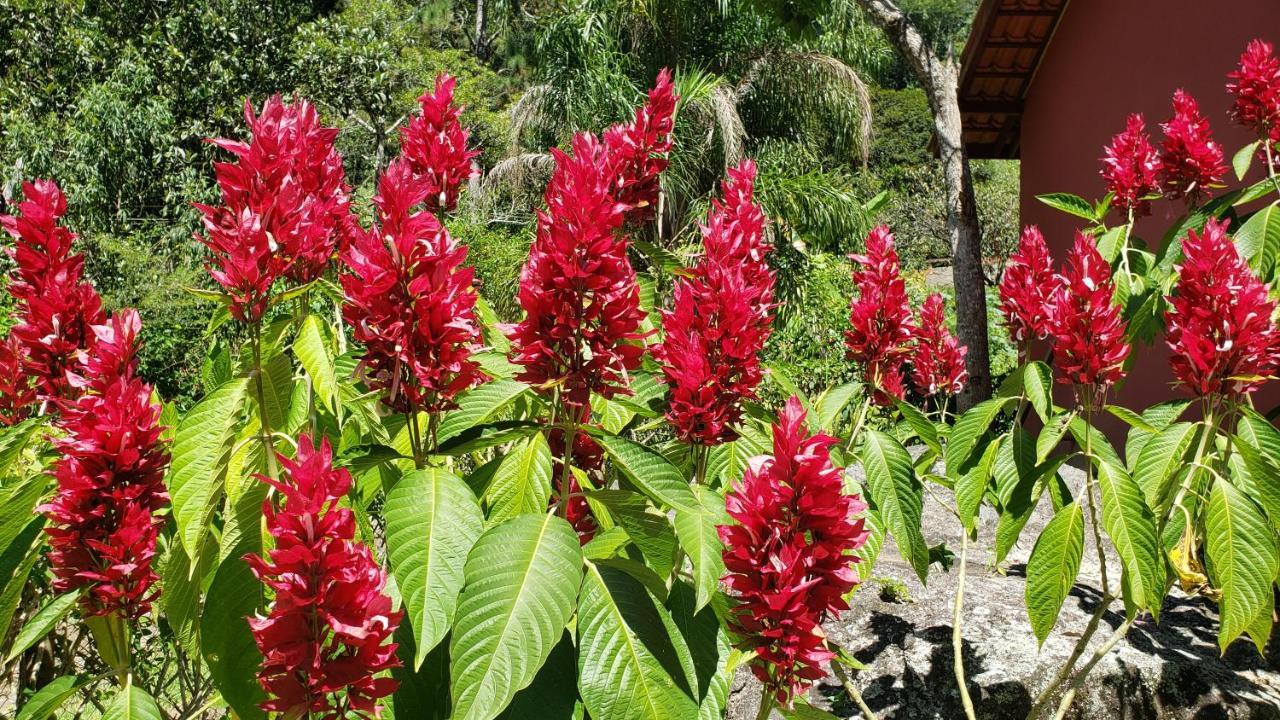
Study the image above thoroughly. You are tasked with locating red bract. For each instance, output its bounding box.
[1165,218,1280,398]
[602,68,677,225]
[39,310,169,619]
[1,179,105,405]
[845,226,915,405]
[656,161,774,444]
[911,294,968,397]
[245,435,401,719]
[400,74,481,215]
[506,131,647,411]
[197,95,352,321]
[1100,113,1160,217]
[719,396,868,707]
[998,226,1057,349]
[341,158,483,414]
[548,417,601,543]
[1158,90,1226,202]
[1227,39,1280,145]
[1048,233,1131,392]
[0,336,35,425]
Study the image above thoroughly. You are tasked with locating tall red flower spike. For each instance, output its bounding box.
[197,95,352,321]
[603,68,677,225]
[1158,90,1226,202]
[845,226,915,406]
[998,226,1058,351]
[39,310,169,619]
[1227,39,1280,146]
[246,435,401,719]
[911,294,968,398]
[656,160,774,444]
[1,179,105,406]
[400,74,481,215]
[506,130,648,412]
[342,158,483,414]
[1100,113,1160,217]
[1048,232,1131,392]
[0,336,35,425]
[1165,218,1280,398]
[719,396,869,708]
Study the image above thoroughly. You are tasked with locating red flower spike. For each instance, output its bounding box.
[245,435,401,719]
[400,74,481,215]
[602,68,677,225]
[1,179,105,406]
[341,158,483,414]
[505,131,648,412]
[1227,39,1280,146]
[0,336,35,425]
[845,226,915,406]
[1048,232,1131,391]
[718,396,869,708]
[656,160,775,444]
[197,95,352,321]
[1165,218,1280,398]
[1100,113,1160,217]
[998,226,1058,350]
[39,309,169,620]
[910,294,968,397]
[1158,90,1226,202]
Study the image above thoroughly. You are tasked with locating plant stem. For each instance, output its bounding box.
[831,654,879,720]
[1049,616,1136,720]
[1025,591,1114,719]
[557,416,578,519]
[1264,135,1280,196]
[753,685,774,720]
[1166,402,1215,528]
[845,396,872,453]
[404,405,425,469]
[251,320,280,482]
[952,530,976,720]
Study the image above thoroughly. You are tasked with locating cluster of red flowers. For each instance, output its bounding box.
[911,294,968,398]
[197,96,351,322]
[245,435,401,719]
[342,157,483,414]
[998,226,1056,351]
[0,336,35,425]
[40,310,170,619]
[844,226,916,405]
[603,68,677,225]
[656,160,774,444]
[719,396,868,707]
[1047,233,1131,392]
[1227,39,1280,147]
[399,74,481,215]
[1100,114,1161,216]
[1,180,105,406]
[1158,90,1226,201]
[1165,218,1280,398]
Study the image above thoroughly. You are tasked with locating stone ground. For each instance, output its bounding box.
[726,460,1280,720]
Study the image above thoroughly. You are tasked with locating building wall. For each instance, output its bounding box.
[1019,0,1280,433]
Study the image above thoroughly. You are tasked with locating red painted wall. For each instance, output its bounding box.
[1018,0,1280,432]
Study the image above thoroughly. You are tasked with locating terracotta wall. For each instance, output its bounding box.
[1018,0,1280,433]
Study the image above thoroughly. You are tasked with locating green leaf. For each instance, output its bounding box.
[1021,362,1054,422]
[1234,140,1260,181]
[1231,435,1280,533]
[780,699,842,719]
[816,382,861,434]
[202,556,266,719]
[436,421,540,456]
[1095,225,1129,264]
[860,430,929,583]
[666,581,728,706]
[161,537,215,657]
[592,432,698,512]
[1036,411,1075,464]
[294,313,338,414]
[955,437,999,533]
[588,490,677,579]
[1235,201,1280,281]
[437,380,531,444]
[103,685,163,720]
[256,351,294,433]
[15,675,91,720]
[5,591,80,663]
[450,513,585,720]
[1025,501,1085,645]
[1124,400,1191,470]
[486,433,555,524]
[1095,461,1164,619]
[577,563,699,720]
[1205,479,1280,654]
[167,377,249,560]
[1132,422,1198,511]
[0,519,44,638]
[946,397,1013,477]
[499,632,580,720]
[592,394,636,434]
[673,486,729,612]
[1037,192,1098,221]
[1105,405,1158,434]
[387,467,485,668]
[894,398,941,456]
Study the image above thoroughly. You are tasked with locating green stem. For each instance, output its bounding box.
[1264,134,1280,196]
[557,414,578,519]
[251,320,280,482]
[1049,616,1136,720]
[1025,590,1114,719]
[953,531,976,720]
[1166,401,1215,528]
[753,685,774,720]
[845,396,872,453]
[831,659,879,720]
[405,405,425,470]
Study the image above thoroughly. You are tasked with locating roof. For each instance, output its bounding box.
[957,0,1069,159]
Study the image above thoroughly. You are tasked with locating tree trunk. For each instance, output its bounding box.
[855,0,993,409]
[473,0,490,60]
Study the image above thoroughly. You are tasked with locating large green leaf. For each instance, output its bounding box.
[450,513,584,720]
[1205,479,1279,653]
[257,351,294,433]
[860,430,929,583]
[955,437,998,533]
[103,685,163,720]
[672,486,728,612]
[1095,461,1164,619]
[894,399,941,456]
[499,632,580,720]
[1132,422,1198,511]
[387,467,485,668]
[485,433,554,524]
[1025,501,1085,645]
[294,313,338,414]
[816,382,861,434]
[588,490,677,579]
[167,377,249,559]
[437,380,530,444]
[592,432,698,512]
[161,537,215,657]
[15,675,91,720]
[1123,400,1191,471]
[5,590,80,663]
[202,556,266,719]
[946,397,1013,477]
[577,563,699,720]
[1021,362,1054,422]
[1037,192,1097,221]
[1235,200,1280,281]
[0,519,43,638]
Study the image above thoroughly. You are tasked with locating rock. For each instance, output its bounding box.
[726,459,1280,719]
